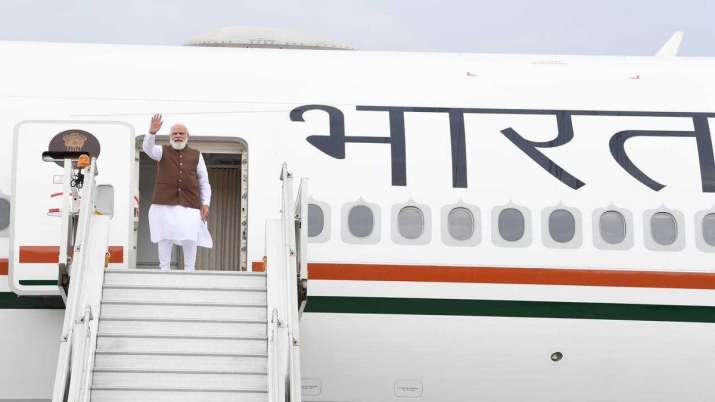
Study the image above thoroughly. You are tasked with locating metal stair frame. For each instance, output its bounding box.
[266,163,306,402]
[52,158,114,402]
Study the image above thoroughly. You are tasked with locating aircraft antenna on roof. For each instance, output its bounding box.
[186,26,353,50]
[655,31,684,57]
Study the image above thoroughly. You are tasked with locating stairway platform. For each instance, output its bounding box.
[107,268,266,275]
[105,269,266,289]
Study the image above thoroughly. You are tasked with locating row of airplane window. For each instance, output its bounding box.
[2,193,711,250]
[306,202,715,251]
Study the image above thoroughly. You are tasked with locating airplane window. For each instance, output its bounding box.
[651,212,677,246]
[348,205,374,238]
[448,207,474,241]
[498,208,525,242]
[398,206,424,239]
[703,213,715,247]
[307,204,324,238]
[703,214,715,247]
[599,211,626,244]
[549,209,575,243]
[0,198,9,231]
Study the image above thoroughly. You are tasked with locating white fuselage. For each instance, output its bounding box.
[0,40,714,401]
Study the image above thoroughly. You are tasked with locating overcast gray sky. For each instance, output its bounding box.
[0,0,712,56]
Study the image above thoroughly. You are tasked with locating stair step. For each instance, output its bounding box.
[92,371,266,392]
[96,336,267,355]
[101,287,266,305]
[100,303,266,322]
[98,319,267,339]
[93,353,267,373]
[104,270,266,289]
[91,389,267,402]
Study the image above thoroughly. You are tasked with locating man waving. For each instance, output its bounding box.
[143,113,212,271]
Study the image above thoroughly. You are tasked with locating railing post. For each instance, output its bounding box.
[57,159,73,297]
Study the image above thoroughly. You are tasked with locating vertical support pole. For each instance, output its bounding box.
[58,160,73,273]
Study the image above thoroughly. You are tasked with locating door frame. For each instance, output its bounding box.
[132,135,249,270]
[10,120,134,295]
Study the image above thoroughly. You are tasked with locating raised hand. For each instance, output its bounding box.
[149,113,163,135]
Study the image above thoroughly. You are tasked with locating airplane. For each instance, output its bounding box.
[1,30,714,401]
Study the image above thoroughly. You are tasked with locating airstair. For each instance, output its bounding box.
[90,269,269,401]
[49,153,306,402]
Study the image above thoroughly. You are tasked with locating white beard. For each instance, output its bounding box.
[170,139,187,150]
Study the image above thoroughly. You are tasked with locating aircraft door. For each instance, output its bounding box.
[10,121,134,296]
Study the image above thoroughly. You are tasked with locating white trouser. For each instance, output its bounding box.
[158,240,197,271]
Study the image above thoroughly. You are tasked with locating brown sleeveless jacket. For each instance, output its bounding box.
[151,145,202,209]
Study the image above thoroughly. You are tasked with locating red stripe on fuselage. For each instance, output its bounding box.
[19,246,124,264]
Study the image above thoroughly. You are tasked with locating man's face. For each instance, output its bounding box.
[170,124,188,143]
[170,124,189,150]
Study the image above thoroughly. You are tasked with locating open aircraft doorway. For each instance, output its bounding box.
[134,136,248,271]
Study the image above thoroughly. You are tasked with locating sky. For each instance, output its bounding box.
[0,0,712,56]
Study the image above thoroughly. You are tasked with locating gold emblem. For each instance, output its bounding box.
[62,132,88,151]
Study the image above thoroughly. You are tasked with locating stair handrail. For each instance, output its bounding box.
[266,163,303,402]
[52,158,97,402]
[51,158,114,402]
[288,174,306,400]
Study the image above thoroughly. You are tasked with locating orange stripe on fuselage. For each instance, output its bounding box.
[19,246,124,264]
[19,246,60,263]
[0,259,8,275]
[308,263,715,290]
[252,261,266,272]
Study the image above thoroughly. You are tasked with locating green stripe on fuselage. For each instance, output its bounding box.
[305,296,715,323]
[0,292,64,309]
[19,280,58,286]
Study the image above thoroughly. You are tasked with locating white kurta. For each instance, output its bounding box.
[143,134,213,248]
